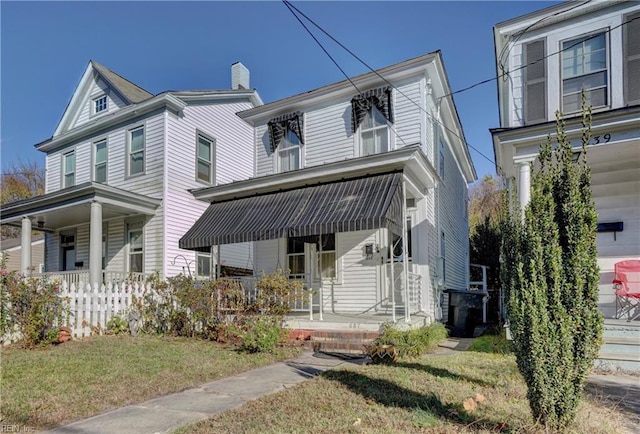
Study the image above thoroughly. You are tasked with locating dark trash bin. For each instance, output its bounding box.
[444,289,487,338]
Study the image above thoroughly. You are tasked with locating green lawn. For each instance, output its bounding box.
[0,335,300,430]
[177,351,630,434]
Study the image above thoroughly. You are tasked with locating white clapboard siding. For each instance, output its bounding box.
[164,101,255,276]
[439,137,469,293]
[254,239,281,274]
[75,139,92,184]
[45,232,59,272]
[393,79,423,147]
[45,153,61,193]
[334,230,380,312]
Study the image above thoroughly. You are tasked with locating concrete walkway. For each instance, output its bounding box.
[47,351,366,434]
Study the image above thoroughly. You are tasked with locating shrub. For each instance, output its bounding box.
[501,99,602,430]
[0,259,69,348]
[468,335,511,354]
[106,315,129,335]
[238,316,284,353]
[373,323,448,359]
[134,270,304,349]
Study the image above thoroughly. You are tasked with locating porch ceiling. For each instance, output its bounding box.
[0,182,161,230]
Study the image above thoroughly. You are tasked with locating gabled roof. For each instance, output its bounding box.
[90,61,153,104]
[53,61,153,137]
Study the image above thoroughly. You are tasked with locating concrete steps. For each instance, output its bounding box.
[595,321,640,373]
[288,329,380,355]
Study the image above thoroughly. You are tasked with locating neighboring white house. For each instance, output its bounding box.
[0,61,262,285]
[0,234,45,273]
[491,0,640,318]
[180,51,477,325]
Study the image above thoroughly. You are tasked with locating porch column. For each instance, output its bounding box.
[402,179,410,323]
[21,216,32,276]
[89,201,103,287]
[517,161,531,217]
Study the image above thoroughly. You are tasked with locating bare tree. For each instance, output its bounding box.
[1,160,45,240]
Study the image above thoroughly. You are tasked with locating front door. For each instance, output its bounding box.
[60,232,76,271]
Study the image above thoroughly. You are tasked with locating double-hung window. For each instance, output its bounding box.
[360,107,389,156]
[127,222,144,273]
[196,134,215,184]
[63,151,75,188]
[94,139,107,183]
[94,95,107,114]
[287,237,306,277]
[278,130,301,172]
[318,234,336,279]
[561,32,608,113]
[196,252,211,278]
[128,126,145,176]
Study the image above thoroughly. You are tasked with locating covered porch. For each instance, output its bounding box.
[0,182,161,286]
[181,146,438,324]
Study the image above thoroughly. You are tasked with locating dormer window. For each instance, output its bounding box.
[94,95,108,114]
[268,112,304,173]
[351,86,393,156]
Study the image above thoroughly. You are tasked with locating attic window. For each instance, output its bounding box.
[94,95,107,114]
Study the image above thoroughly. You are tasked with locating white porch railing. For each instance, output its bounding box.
[408,271,422,314]
[222,274,316,319]
[32,271,147,286]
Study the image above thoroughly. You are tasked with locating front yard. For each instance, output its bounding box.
[0,335,300,430]
[177,351,633,434]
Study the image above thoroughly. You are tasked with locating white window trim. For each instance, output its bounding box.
[559,29,610,114]
[62,149,76,188]
[273,130,304,173]
[92,93,108,116]
[196,252,212,278]
[354,107,394,158]
[195,131,216,185]
[283,234,341,284]
[93,138,108,183]
[126,125,145,178]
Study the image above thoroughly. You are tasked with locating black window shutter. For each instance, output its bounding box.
[523,39,547,124]
[624,11,640,106]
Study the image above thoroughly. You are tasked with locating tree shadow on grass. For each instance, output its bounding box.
[394,361,496,388]
[323,370,504,431]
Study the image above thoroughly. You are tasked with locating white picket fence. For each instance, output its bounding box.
[58,281,147,338]
[1,280,150,344]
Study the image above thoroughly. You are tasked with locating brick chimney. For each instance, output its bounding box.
[231,62,250,90]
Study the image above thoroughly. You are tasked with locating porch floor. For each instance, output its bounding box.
[284,311,432,332]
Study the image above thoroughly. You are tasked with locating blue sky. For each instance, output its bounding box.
[1,1,560,179]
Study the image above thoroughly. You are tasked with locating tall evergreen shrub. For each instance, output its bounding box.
[501,100,603,431]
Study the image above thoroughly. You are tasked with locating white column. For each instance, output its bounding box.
[402,179,410,323]
[89,201,103,287]
[518,161,531,215]
[21,216,32,276]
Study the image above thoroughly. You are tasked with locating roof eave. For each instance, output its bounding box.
[35,94,186,153]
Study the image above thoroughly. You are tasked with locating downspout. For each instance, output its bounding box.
[435,99,444,322]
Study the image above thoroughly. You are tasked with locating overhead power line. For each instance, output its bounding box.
[282,0,496,169]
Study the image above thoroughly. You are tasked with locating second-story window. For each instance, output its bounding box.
[94,95,107,114]
[268,112,304,173]
[351,86,393,157]
[360,107,389,156]
[196,134,215,184]
[278,130,301,172]
[128,126,145,176]
[94,139,107,183]
[63,150,75,188]
[562,32,608,113]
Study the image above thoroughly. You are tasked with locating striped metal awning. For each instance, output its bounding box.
[179,172,403,251]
